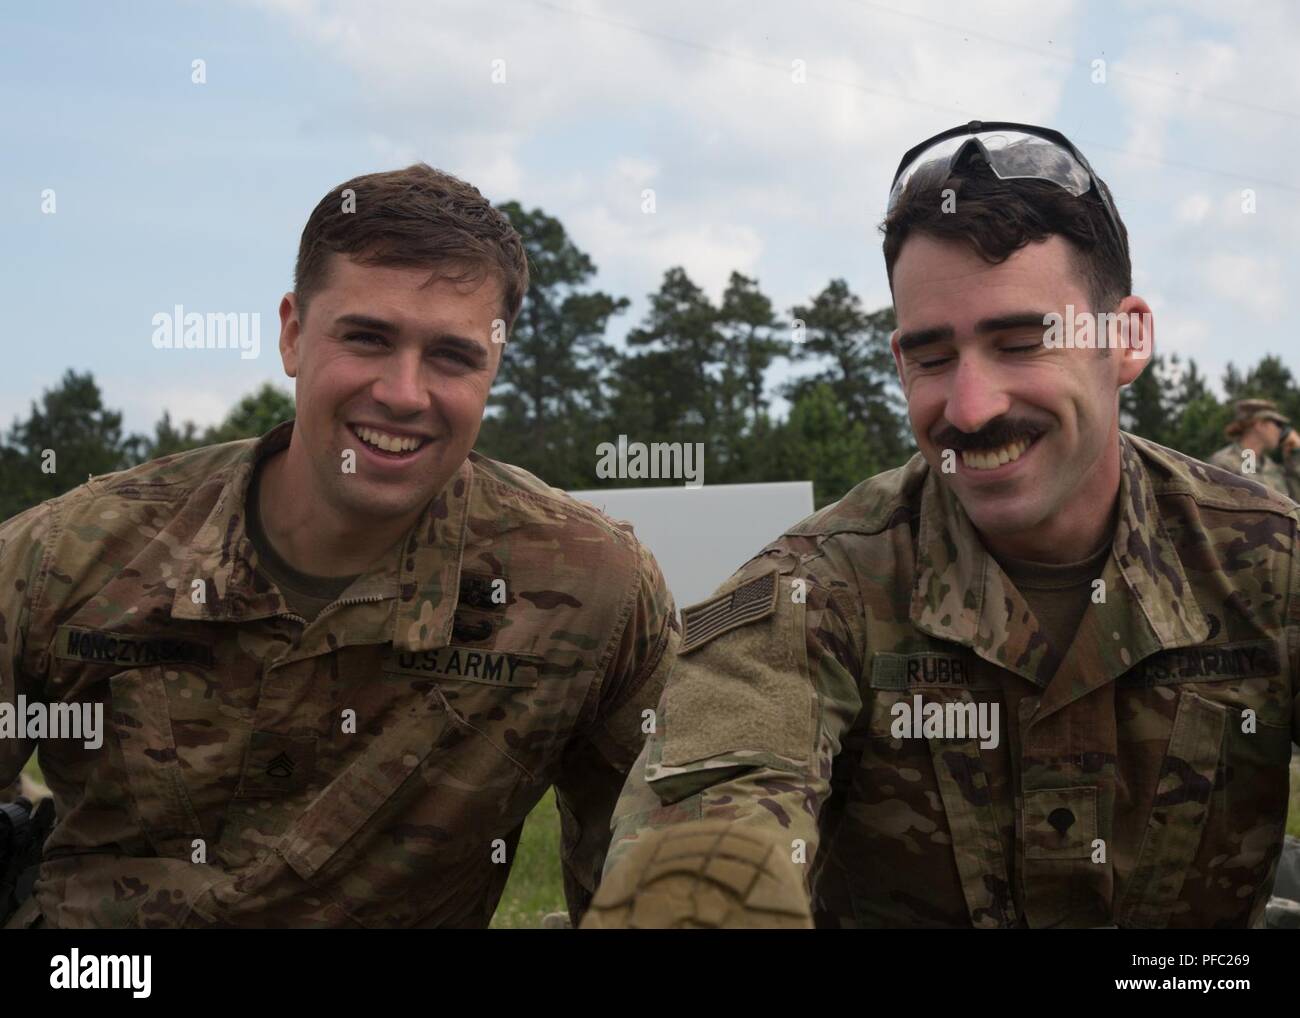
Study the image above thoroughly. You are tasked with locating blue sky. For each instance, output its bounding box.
[2,0,1296,438]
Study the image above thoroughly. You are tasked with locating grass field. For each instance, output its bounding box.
[490,788,566,928]
[22,750,1300,928]
[1290,753,1300,840]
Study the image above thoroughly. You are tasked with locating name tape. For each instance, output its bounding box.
[53,626,215,669]
[383,645,539,687]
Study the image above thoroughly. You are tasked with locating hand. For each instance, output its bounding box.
[1284,429,1300,454]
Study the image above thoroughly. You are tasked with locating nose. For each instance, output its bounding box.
[942,350,1012,437]
[370,347,431,417]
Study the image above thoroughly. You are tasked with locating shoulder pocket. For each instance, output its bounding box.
[680,566,779,655]
[658,567,814,770]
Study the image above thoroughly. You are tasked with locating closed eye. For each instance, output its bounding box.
[434,348,477,367]
[917,343,1038,369]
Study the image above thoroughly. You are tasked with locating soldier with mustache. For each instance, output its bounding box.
[593,123,1299,930]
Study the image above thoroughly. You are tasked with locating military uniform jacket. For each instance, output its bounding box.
[1208,442,1300,502]
[610,434,1300,928]
[0,421,676,928]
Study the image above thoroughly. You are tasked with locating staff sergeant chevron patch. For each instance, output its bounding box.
[680,568,779,653]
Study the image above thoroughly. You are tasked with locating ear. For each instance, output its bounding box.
[279,293,302,378]
[1114,296,1153,387]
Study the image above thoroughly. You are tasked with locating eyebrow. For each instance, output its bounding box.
[897,311,1053,353]
[333,313,488,360]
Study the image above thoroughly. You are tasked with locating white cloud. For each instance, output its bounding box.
[117,381,241,433]
[1176,192,1211,224]
[235,0,1294,401]
[1106,2,1300,391]
[247,0,1083,317]
[1200,253,1285,319]
[1148,302,1216,371]
[568,202,762,299]
[1112,33,1239,166]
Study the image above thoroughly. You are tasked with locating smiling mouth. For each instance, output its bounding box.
[348,423,430,457]
[959,433,1041,472]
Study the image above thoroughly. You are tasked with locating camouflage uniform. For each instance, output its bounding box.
[1208,442,1300,502]
[609,434,1300,928]
[0,420,677,928]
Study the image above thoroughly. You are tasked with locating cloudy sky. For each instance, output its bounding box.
[3,0,1296,438]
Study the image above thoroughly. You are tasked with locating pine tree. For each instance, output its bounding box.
[787,280,908,469]
[478,202,628,488]
[0,370,138,521]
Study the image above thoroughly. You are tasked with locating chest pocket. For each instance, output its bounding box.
[108,667,210,858]
[1115,638,1290,929]
[379,642,568,778]
[274,683,532,927]
[1117,688,1226,927]
[830,651,1012,928]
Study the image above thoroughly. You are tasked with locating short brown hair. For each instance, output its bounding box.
[881,156,1131,314]
[294,163,529,329]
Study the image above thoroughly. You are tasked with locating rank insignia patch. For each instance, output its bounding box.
[680,568,779,654]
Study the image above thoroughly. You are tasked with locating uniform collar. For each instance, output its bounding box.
[910,432,1209,685]
[170,419,474,652]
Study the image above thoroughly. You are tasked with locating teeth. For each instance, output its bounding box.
[960,437,1033,471]
[354,425,424,454]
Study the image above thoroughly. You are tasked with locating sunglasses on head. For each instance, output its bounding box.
[888,120,1125,256]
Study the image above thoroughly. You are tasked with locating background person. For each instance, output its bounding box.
[1208,398,1300,500]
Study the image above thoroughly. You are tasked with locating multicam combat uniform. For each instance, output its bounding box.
[1208,442,1300,502]
[609,434,1299,928]
[0,421,677,928]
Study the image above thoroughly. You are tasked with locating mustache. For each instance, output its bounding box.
[932,418,1045,451]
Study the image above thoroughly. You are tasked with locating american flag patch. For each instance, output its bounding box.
[680,569,779,653]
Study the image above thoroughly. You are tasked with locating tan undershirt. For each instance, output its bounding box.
[995,542,1112,662]
[245,460,359,623]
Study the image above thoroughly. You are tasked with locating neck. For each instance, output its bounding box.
[982,502,1119,564]
[256,441,417,577]
[976,435,1122,564]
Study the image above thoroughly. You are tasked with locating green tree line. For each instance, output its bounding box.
[2,202,1296,524]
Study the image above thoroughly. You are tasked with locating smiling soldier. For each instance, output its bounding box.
[0,165,677,928]
[592,123,1299,929]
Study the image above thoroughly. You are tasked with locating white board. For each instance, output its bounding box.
[568,481,815,609]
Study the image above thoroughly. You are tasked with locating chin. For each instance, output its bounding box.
[334,487,421,522]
